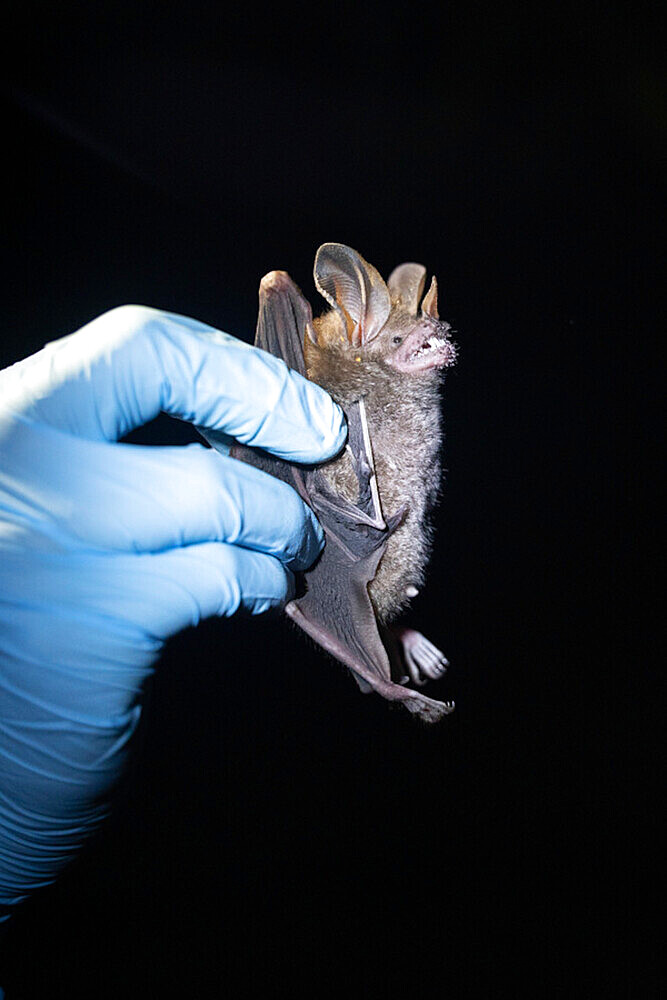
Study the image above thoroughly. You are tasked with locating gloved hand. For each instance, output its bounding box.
[0,305,346,919]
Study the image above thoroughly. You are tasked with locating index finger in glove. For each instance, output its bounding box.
[0,418,325,570]
[1,305,346,463]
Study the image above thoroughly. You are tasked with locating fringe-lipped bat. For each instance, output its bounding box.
[211,244,457,723]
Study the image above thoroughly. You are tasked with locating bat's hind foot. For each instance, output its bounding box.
[394,628,449,687]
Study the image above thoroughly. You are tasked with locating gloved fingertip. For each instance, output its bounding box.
[308,506,326,546]
[282,566,296,604]
[306,509,326,560]
[301,391,347,462]
[314,517,326,552]
[321,401,348,457]
[286,507,325,572]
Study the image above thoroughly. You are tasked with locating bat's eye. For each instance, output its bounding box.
[393,336,403,344]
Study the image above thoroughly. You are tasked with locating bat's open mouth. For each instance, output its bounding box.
[398,326,456,372]
[412,333,456,363]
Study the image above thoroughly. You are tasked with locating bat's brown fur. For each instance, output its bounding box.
[305,308,445,623]
[220,246,456,719]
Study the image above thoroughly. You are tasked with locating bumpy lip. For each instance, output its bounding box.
[389,323,457,373]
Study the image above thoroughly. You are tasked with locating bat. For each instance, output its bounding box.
[211,244,457,723]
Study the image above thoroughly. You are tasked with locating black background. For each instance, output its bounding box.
[0,1,652,995]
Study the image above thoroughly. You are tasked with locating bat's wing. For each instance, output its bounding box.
[253,270,311,376]
[201,270,312,487]
[211,269,453,723]
[289,400,453,723]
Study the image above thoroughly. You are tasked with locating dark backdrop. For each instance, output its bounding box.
[1,1,650,995]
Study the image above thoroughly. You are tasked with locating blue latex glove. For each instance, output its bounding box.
[0,305,346,920]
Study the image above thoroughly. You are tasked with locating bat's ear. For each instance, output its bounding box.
[314,243,391,347]
[420,275,439,319]
[388,263,440,319]
[387,262,427,315]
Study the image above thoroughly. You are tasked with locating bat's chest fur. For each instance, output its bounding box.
[306,354,443,623]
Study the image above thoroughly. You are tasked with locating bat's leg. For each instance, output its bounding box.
[392,627,449,687]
